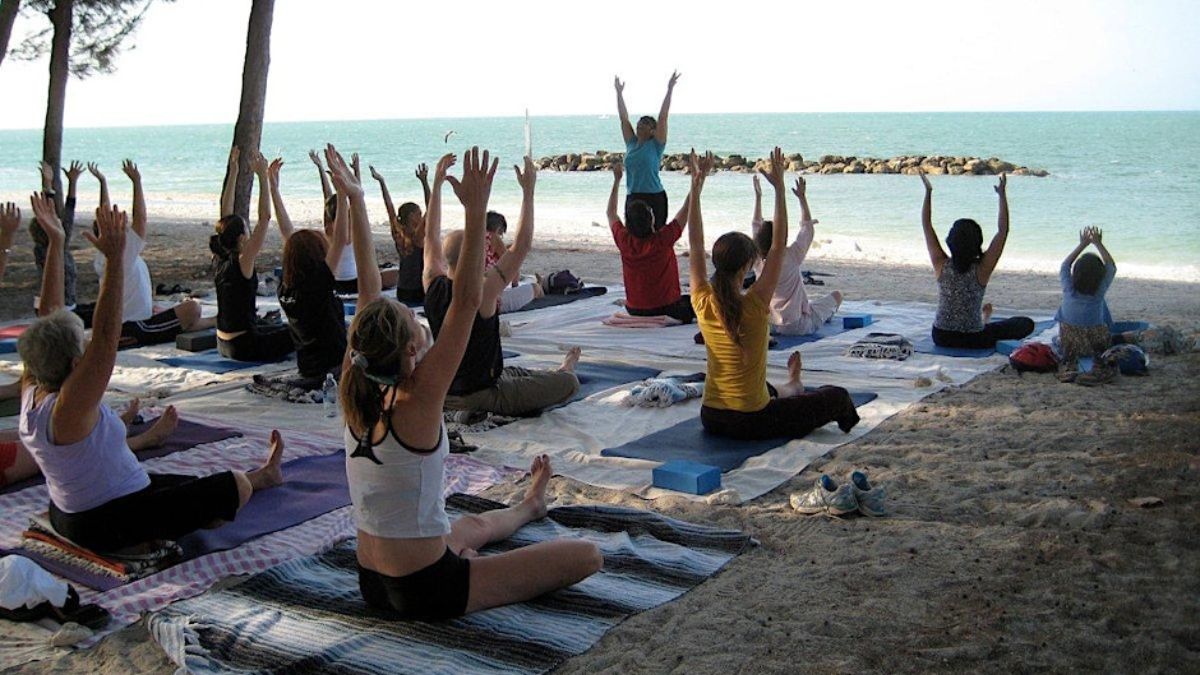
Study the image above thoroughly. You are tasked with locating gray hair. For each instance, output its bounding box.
[17,309,85,391]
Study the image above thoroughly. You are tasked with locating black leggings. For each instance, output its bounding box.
[931,316,1035,350]
[701,385,859,441]
[626,191,668,231]
[628,295,695,324]
[217,323,295,362]
[49,472,240,553]
[358,547,471,620]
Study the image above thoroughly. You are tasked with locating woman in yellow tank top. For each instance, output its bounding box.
[686,148,859,440]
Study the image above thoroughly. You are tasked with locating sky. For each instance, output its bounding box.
[0,0,1198,130]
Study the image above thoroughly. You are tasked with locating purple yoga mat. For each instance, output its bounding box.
[0,417,244,497]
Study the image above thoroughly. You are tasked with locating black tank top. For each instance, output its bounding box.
[424,275,504,395]
[396,245,424,295]
[214,256,258,333]
[279,267,347,378]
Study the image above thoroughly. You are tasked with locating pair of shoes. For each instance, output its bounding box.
[789,471,886,517]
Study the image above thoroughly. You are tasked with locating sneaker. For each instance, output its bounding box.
[849,471,887,517]
[789,475,858,516]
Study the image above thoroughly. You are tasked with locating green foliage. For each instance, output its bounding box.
[12,0,171,78]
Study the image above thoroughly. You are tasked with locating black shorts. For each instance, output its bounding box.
[358,547,471,620]
[49,472,240,553]
[217,322,295,363]
[627,295,695,324]
[120,307,183,348]
[626,191,668,232]
[334,278,359,295]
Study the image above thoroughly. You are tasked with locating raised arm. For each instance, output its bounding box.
[483,156,537,318]
[325,145,377,308]
[326,191,349,274]
[28,194,64,314]
[61,161,82,230]
[53,205,127,445]
[39,161,53,194]
[790,177,816,260]
[977,174,1009,286]
[422,153,457,289]
[237,152,273,279]
[614,77,634,144]
[413,147,495,400]
[122,159,147,238]
[267,157,294,241]
[919,171,948,277]
[221,146,240,219]
[370,165,398,229]
[750,147,789,304]
[415,162,431,207]
[655,71,680,145]
[0,202,19,281]
[606,164,623,224]
[751,174,763,232]
[1061,228,1090,283]
[309,149,332,204]
[686,150,713,292]
[88,162,110,212]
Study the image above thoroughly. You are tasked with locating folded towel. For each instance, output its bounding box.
[19,514,182,586]
[602,312,683,329]
[622,377,705,408]
[845,332,915,361]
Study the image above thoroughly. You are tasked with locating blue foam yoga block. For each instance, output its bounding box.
[0,339,16,354]
[652,460,721,495]
[344,303,356,316]
[995,339,1021,356]
[842,314,873,329]
[1111,320,1149,333]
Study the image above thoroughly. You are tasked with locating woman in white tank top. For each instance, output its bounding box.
[328,145,600,621]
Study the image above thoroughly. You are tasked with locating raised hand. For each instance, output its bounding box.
[414,163,429,184]
[614,76,625,94]
[668,70,681,89]
[87,162,106,182]
[248,151,270,176]
[1079,228,1091,245]
[433,152,457,184]
[688,149,714,191]
[84,205,128,260]
[514,155,537,193]
[445,146,498,213]
[121,159,140,182]
[64,160,84,182]
[29,192,64,242]
[351,153,361,179]
[39,161,53,187]
[758,146,786,188]
[1,202,22,238]
[753,174,762,197]
[919,170,933,193]
[792,176,806,200]
[323,144,363,199]
[268,157,284,183]
[307,149,323,169]
[1088,226,1103,244]
[994,173,1007,197]
[369,164,384,182]
[228,146,241,169]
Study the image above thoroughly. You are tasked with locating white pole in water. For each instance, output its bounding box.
[524,108,532,159]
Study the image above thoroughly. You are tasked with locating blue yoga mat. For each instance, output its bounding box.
[158,349,277,374]
[0,339,16,354]
[178,450,350,559]
[769,320,853,350]
[601,389,877,472]
[572,361,662,401]
[506,285,608,313]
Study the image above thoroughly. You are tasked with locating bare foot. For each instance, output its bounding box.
[982,302,994,323]
[559,346,582,373]
[532,282,545,299]
[787,351,804,387]
[119,398,141,426]
[128,405,178,451]
[521,454,552,520]
[248,430,285,491]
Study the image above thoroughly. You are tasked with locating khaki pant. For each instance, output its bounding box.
[445,367,580,417]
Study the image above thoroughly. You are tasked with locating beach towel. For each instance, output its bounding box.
[601,390,879,472]
[244,372,325,404]
[844,333,915,361]
[769,320,854,350]
[572,361,663,401]
[622,377,704,408]
[148,494,753,675]
[157,349,278,374]
[0,416,243,497]
[507,285,608,313]
[0,325,29,340]
[602,312,683,329]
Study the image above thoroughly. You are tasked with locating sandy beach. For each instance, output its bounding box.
[3,218,1198,673]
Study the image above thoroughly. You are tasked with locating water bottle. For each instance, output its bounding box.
[322,373,338,418]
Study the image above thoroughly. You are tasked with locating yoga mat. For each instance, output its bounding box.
[149,494,753,675]
[506,285,608,313]
[912,320,1055,358]
[0,324,29,339]
[572,361,662,401]
[769,319,854,350]
[0,339,16,354]
[177,450,350,559]
[157,349,275,374]
[601,389,878,472]
[1111,320,1149,333]
[0,417,244,497]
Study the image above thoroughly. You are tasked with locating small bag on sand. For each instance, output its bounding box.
[1009,342,1059,373]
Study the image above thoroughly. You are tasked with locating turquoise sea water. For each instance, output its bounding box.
[1,112,1196,280]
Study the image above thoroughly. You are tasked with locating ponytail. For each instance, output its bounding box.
[709,232,759,348]
[339,298,414,442]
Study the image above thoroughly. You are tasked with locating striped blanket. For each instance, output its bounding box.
[149,494,753,675]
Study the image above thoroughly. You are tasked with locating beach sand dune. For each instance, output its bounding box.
[3,219,1197,673]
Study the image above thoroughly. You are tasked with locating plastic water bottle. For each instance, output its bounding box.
[322,373,338,418]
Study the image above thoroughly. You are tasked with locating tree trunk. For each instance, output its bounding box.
[229,0,273,220]
[42,0,72,212]
[0,0,20,68]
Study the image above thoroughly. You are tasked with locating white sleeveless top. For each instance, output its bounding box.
[333,243,357,282]
[344,419,450,539]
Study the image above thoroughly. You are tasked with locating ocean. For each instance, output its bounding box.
[0,112,1196,281]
